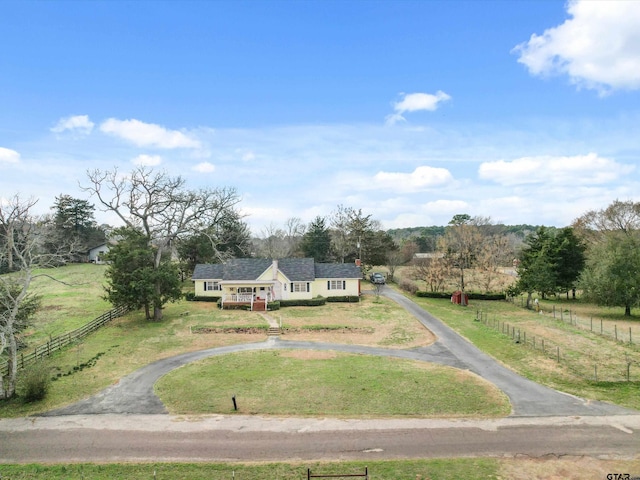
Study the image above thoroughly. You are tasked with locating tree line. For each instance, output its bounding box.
[412,200,640,318]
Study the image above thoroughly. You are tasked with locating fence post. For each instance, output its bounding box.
[630,327,633,345]
[601,319,603,334]
[557,346,560,363]
[615,325,618,341]
[590,317,593,332]
[542,339,545,354]
[594,365,598,382]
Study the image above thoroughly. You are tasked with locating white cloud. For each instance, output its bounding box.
[132,154,162,166]
[331,165,454,195]
[373,166,454,191]
[513,0,640,93]
[478,153,635,186]
[51,114,95,134]
[386,91,451,125]
[192,162,215,173]
[100,118,201,149]
[0,147,20,163]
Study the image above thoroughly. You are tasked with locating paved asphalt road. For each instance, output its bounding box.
[1,288,639,463]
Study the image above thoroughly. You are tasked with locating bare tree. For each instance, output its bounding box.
[0,196,42,398]
[284,217,306,257]
[256,222,288,259]
[412,255,450,293]
[82,167,242,321]
[475,234,511,293]
[440,214,483,304]
[574,199,640,244]
[329,205,353,263]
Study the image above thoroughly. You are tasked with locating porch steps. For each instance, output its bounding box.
[258,312,281,337]
[267,326,281,336]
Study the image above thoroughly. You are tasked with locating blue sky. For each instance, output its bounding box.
[2,0,640,234]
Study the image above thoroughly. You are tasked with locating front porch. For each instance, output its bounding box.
[220,292,274,311]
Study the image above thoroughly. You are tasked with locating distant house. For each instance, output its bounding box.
[88,243,110,264]
[192,258,361,311]
[413,252,445,260]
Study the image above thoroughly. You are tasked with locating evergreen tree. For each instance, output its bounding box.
[554,227,586,298]
[47,194,106,259]
[514,227,557,307]
[514,226,585,306]
[104,228,182,320]
[300,216,332,262]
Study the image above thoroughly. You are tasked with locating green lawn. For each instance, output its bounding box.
[22,264,112,346]
[0,459,500,480]
[155,350,510,417]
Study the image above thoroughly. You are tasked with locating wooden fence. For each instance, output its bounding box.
[1,305,128,377]
[476,309,639,382]
[511,296,638,345]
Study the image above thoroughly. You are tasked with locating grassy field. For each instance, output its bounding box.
[409,293,640,410]
[2,457,639,479]
[21,264,112,346]
[156,350,510,417]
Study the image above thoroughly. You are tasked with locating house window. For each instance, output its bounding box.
[291,282,309,293]
[204,281,220,291]
[238,287,253,294]
[328,280,346,290]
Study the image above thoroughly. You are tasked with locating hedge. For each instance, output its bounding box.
[185,292,221,302]
[280,297,327,307]
[416,291,506,301]
[326,295,361,303]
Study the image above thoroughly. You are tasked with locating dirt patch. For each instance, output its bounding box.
[191,327,267,334]
[499,456,640,480]
[280,326,435,349]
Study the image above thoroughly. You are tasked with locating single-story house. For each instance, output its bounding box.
[88,243,110,264]
[192,258,361,311]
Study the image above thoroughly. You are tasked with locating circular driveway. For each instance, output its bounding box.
[42,288,635,418]
[2,288,639,463]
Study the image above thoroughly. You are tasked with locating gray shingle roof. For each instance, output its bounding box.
[314,262,362,279]
[278,258,315,281]
[192,259,271,281]
[223,258,271,280]
[192,263,224,280]
[192,258,361,281]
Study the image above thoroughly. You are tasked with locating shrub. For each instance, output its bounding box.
[280,297,327,307]
[326,295,360,303]
[267,301,281,311]
[416,291,451,299]
[20,363,51,403]
[189,295,221,302]
[399,279,418,295]
[415,291,506,301]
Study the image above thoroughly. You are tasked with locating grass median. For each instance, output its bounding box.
[155,350,510,417]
